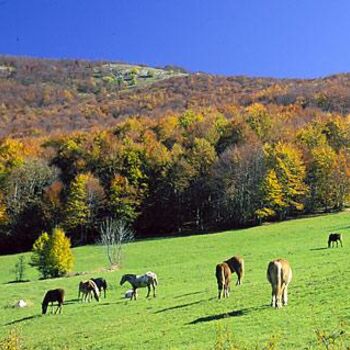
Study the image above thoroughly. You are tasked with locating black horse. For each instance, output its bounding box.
[42,289,65,314]
[91,278,108,298]
[328,233,343,248]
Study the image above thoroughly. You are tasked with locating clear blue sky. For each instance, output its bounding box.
[0,0,349,78]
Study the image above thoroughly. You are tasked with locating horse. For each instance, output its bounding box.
[215,255,244,299]
[120,271,158,300]
[78,280,100,302]
[42,288,65,315]
[267,259,292,308]
[91,278,108,298]
[328,233,343,248]
[224,256,244,286]
[215,262,231,299]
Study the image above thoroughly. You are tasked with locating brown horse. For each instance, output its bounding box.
[42,289,65,314]
[267,259,292,308]
[215,262,231,299]
[328,233,343,248]
[78,280,100,302]
[225,256,244,286]
[215,256,244,299]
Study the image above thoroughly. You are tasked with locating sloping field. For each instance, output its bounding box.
[0,212,349,349]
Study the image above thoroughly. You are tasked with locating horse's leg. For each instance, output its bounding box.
[282,284,288,306]
[218,287,222,299]
[271,287,276,307]
[340,239,343,247]
[153,283,156,297]
[146,285,151,298]
[133,288,137,300]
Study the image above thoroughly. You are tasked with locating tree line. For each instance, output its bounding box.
[0,103,349,253]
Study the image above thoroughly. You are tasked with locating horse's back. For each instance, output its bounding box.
[267,259,292,285]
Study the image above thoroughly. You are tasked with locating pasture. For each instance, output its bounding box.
[0,212,350,349]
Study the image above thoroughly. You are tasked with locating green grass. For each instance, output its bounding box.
[1,212,350,349]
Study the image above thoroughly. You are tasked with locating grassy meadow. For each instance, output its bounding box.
[1,212,350,349]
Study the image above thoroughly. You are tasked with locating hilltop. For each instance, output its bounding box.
[1,55,350,137]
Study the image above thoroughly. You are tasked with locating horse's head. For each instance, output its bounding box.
[42,302,48,315]
[120,275,127,286]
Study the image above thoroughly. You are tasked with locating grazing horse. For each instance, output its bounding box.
[215,262,231,299]
[78,280,100,302]
[225,256,244,286]
[328,233,343,248]
[120,271,158,300]
[91,278,108,298]
[267,259,292,308]
[215,255,244,299]
[42,289,65,315]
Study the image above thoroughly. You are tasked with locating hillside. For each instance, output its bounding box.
[1,56,350,137]
[1,212,349,349]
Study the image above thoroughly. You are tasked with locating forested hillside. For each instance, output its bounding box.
[2,56,350,136]
[0,56,350,253]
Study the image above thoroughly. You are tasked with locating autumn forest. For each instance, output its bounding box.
[0,56,350,253]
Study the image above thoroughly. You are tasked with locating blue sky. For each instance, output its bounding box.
[0,0,349,78]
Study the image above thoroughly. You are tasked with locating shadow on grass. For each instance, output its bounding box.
[189,305,268,325]
[5,280,30,285]
[155,300,205,314]
[310,247,328,251]
[174,291,206,299]
[5,315,41,326]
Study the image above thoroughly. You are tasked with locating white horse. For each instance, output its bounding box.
[120,271,158,300]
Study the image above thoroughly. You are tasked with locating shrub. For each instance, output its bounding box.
[11,256,26,282]
[0,328,22,350]
[30,227,74,278]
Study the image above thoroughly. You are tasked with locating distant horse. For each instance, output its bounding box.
[225,256,244,286]
[78,280,100,302]
[215,255,244,299]
[120,271,158,300]
[91,278,108,298]
[42,288,65,315]
[328,233,343,248]
[215,262,231,299]
[267,259,292,308]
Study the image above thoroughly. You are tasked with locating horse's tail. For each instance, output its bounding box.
[268,261,282,305]
[216,264,225,290]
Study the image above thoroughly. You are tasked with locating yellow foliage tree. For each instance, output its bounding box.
[30,228,73,278]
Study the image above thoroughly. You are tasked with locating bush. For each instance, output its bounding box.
[11,256,26,282]
[0,328,22,350]
[30,227,74,278]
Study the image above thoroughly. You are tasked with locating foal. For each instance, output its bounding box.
[42,289,65,315]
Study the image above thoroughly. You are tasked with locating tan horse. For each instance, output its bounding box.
[78,280,100,302]
[215,256,244,299]
[267,259,292,308]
